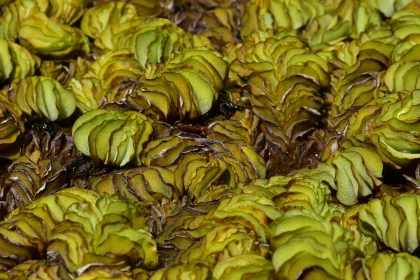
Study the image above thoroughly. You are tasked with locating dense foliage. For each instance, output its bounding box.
[2,0,420,279]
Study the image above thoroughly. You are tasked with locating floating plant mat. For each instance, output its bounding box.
[1,0,420,279]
